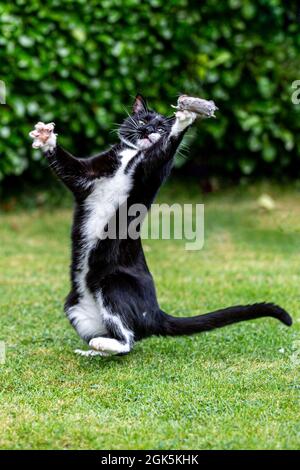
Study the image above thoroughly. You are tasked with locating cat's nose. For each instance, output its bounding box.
[145,125,155,134]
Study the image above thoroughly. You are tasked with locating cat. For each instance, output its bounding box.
[29,94,292,357]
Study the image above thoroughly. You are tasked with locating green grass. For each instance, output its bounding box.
[0,180,300,450]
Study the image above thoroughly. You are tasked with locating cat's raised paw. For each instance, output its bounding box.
[29,121,57,152]
[170,110,197,136]
[174,109,197,124]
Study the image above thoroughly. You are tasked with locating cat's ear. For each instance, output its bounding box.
[133,94,148,114]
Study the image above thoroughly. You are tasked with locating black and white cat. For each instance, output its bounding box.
[29,95,292,357]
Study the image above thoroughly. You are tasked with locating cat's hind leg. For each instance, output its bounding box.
[66,292,133,357]
[89,292,135,356]
[88,308,134,355]
[89,337,132,355]
[65,292,108,355]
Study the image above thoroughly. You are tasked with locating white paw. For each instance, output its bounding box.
[170,110,197,137]
[175,109,197,125]
[89,337,116,353]
[29,121,57,152]
[89,337,130,355]
[89,338,108,352]
[74,348,110,357]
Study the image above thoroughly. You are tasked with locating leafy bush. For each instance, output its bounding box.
[0,0,299,184]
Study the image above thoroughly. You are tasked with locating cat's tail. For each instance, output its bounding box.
[158,303,292,336]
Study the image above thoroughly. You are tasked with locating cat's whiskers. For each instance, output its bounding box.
[123,107,139,128]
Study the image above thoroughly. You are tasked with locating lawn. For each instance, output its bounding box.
[0,180,299,450]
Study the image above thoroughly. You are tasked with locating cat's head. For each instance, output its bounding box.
[119,95,173,150]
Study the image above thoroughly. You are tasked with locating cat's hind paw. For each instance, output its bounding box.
[89,337,131,355]
[29,121,57,152]
[74,348,110,357]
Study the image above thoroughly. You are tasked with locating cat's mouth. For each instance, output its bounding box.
[137,133,161,150]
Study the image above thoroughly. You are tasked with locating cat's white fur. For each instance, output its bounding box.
[29,111,194,356]
[29,122,57,152]
[171,110,197,137]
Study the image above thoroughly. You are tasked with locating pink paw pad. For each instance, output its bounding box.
[29,122,57,151]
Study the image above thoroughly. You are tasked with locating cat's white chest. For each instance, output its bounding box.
[84,148,138,244]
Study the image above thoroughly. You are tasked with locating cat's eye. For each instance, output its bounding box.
[139,120,146,125]
[157,127,164,133]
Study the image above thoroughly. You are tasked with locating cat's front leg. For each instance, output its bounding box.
[29,121,87,192]
[169,110,197,138]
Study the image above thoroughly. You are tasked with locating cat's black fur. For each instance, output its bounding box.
[38,95,292,356]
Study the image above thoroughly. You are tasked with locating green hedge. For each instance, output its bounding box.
[0,0,299,183]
